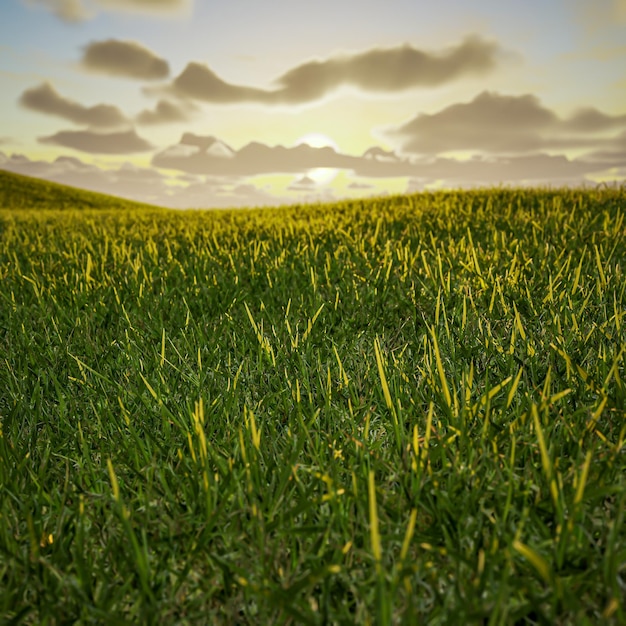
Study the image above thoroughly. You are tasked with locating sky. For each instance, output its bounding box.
[0,0,625,208]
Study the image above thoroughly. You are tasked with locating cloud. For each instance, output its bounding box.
[25,0,87,21]
[152,132,622,188]
[386,91,626,155]
[39,128,152,153]
[408,154,597,186]
[136,99,194,125]
[19,82,128,128]
[578,130,626,167]
[167,63,266,104]
[81,39,170,80]
[573,0,626,31]
[0,151,173,204]
[2,152,286,208]
[287,175,317,191]
[153,133,353,175]
[165,35,503,105]
[275,36,501,101]
[1,141,622,211]
[24,0,191,21]
[20,82,191,129]
[215,182,283,207]
[98,0,191,16]
[563,107,626,132]
[153,134,426,179]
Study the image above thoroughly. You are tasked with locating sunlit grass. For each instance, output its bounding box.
[0,176,625,624]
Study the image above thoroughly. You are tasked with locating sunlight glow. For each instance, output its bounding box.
[294,133,340,185]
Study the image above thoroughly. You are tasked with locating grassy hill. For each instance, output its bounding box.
[0,168,162,211]
[1,185,625,623]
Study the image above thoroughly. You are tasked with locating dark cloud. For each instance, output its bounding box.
[81,39,170,80]
[165,36,503,105]
[386,91,626,155]
[39,128,152,154]
[136,99,193,125]
[19,82,128,128]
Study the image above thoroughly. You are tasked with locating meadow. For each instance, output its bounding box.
[0,171,625,624]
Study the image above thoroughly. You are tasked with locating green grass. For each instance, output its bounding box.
[0,169,161,211]
[0,175,625,624]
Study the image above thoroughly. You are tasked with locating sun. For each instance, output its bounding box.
[294,133,340,185]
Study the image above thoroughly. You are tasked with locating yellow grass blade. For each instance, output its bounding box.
[513,304,527,341]
[333,345,350,388]
[246,406,261,451]
[368,471,382,569]
[574,451,593,506]
[587,395,608,432]
[107,458,120,503]
[513,540,551,585]
[506,367,524,409]
[302,303,324,343]
[594,245,607,289]
[374,337,394,412]
[139,371,158,400]
[430,328,452,410]
[400,508,418,562]
[532,405,551,480]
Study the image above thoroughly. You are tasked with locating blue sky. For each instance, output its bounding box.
[0,0,624,207]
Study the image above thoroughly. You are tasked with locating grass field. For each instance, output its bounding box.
[0,172,625,624]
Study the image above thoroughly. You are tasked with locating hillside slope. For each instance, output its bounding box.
[0,169,163,211]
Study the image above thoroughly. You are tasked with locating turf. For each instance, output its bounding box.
[0,174,625,624]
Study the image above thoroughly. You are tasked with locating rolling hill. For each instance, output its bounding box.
[0,169,163,211]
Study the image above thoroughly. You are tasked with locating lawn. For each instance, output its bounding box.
[0,175,624,624]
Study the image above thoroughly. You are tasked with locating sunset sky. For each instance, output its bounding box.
[1,0,625,208]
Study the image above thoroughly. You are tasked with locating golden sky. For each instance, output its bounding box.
[0,0,625,207]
